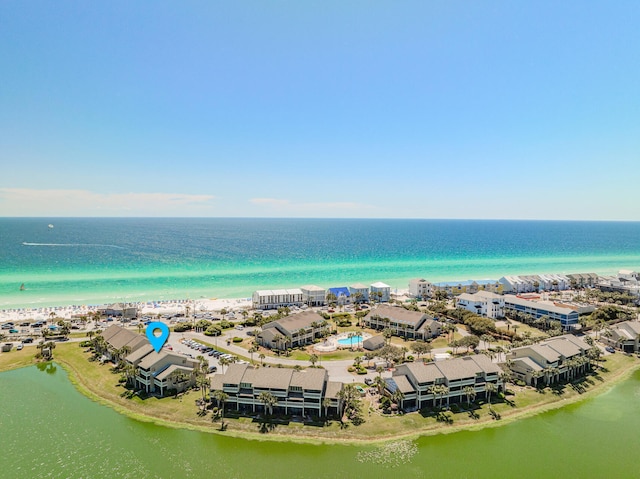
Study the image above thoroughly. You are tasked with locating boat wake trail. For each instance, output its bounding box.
[22,242,124,249]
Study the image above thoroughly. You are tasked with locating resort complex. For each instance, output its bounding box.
[2,266,640,441]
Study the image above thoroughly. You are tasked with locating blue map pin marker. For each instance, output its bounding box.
[146,322,170,352]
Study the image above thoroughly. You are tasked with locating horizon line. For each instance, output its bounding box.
[2,216,640,223]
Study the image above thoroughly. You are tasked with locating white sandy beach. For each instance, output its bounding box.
[0,297,255,324]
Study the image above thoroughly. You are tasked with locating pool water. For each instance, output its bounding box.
[337,335,362,345]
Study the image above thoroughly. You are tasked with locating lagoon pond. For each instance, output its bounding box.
[2,364,640,478]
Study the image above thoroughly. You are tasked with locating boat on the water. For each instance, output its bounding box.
[48,224,54,229]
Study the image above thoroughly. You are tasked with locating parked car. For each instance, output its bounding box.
[16,344,24,350]
[605,346,616,353]
[207,365,218,373]
[22,338,34,344]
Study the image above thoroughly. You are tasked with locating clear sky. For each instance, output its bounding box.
[1,1,639,219]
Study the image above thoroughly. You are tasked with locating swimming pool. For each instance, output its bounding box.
[337,335,362,346]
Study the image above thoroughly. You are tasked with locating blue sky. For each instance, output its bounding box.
[1,1,639,219]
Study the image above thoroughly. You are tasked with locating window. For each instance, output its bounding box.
[240,382,252,388]
[290,386,302,392]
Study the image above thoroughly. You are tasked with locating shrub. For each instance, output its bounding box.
[347,366,356,372]
[232,337,243,343]
[204,325,222,336]
[174,323,193,332]
[357,368,367,375]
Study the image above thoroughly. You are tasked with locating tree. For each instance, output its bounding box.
[248,346,258,364]
[390,389,405,410]
[383,327,393,346]
[436,385,450,408]
[272,333,285,355]
[322,397,332,418]
[258,391,277,416]
[463,385,476,407]
[41,341,56,360]
[480,334,493,350]
[326,292,338,308]
[500,370,512,393]
[348,331,357,350]
[196,374,209,402]
[123,362,137,387]
[259,353,266,366]
[373,375,386,396]
[219,356,231,374]
[212,390,229,428]
[485,383,497,408]
[309,353,319,367]
[337,384,362,422]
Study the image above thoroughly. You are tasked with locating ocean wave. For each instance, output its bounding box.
[22,242,124,249]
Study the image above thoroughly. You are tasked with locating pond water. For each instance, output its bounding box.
[2,363,640,478]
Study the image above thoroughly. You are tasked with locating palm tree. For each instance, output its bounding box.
[258,391,277,416]
[259,353,266,366]
[326,292,337,309]
[212,390,229,428]
[322,397,332,418]
[248,346,258,364]
[309,353,319,368]
[428,385,438,408]
[337,384,360,419]
[196,374,209,402]
[531,369,544,388]
[272,333,285,356]
[119,345,132,363]
[485,383,497,409]
[401,346,409,362]
[41,341,56,360]
[219,356,231,374]
[373,375,386,396]
[463,385,476,407]
[391,389,405,410]
[383,328,393,346]
[480,334,493,350]
[500,370,512,393]
[123,362,137,387]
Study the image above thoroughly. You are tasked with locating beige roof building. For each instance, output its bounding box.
[260,311,329,350]
[210,364,341,417]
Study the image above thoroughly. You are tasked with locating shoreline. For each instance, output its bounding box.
[2,263,637,312]
[2,346,639,445]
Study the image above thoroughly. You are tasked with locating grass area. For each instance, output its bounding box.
[499,319,548,339]
[0,347,37,372]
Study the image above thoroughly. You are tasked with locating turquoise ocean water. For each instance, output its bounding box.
[1,218,639,309]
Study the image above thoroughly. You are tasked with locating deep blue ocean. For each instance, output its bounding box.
[1,218,639,309]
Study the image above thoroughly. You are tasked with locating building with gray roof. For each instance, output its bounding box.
[507,334,592,386]
[260,311,329,350]
[390,354,503,410]
[363,304,440,340]
[603,321,640,352]
[135,351,198,396]
[210,364,342,418]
